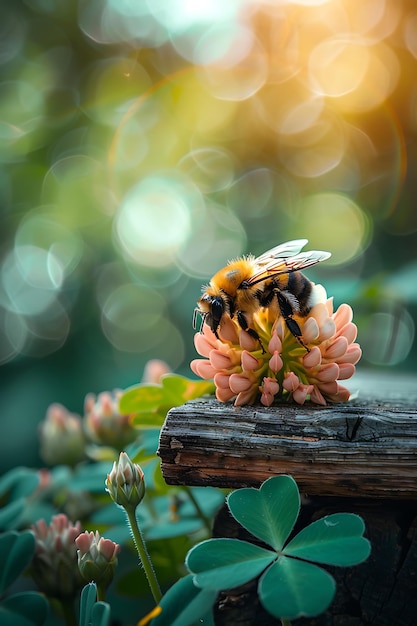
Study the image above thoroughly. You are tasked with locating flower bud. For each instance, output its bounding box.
[76,531,120,588]
[84,390,136,449]
[31,514,84,600]
[105,451,145,510]
[39,404,85,467]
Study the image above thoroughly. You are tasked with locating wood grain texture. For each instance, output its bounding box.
[158,371,417,498]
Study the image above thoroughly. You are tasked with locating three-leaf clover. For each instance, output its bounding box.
[185,475,371,621]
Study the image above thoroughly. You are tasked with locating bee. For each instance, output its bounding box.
[193,239,331,352]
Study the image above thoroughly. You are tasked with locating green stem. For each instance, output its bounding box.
[96,584,107,603]
[183,486,212,534]
[281,619,292,626]
[125,506,162,604]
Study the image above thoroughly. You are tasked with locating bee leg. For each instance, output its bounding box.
[276,291,310,352]
[237,311,266,353]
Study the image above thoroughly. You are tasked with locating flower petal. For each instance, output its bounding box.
[218,317,239,343]
[338,363,356,380]
[239,330,259,351]
[324,383,351,403]
[318,317,337,341]
[229,373,254,394]
[323,336,348,360]
[241,350,260,371]
[214,372,232,389]
[310,386,327,406]
[190,359,216,379]
[216,387,236,402]
[302,317,319,343]
[210,350,233,370]
[317,381,339,395]
[337,322,358,344]
[194,332,217,357]
[336,344,362,364]
[235,387,258,406]
[333,303,353,327]
[303,346,321,368]
[316,363,339,382]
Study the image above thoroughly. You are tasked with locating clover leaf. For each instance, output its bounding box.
[186,475,371,621]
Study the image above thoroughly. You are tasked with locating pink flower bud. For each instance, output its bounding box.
[269,351,283,374]
[105,452,145,510]
[283,372,299,392]
[293,384,314,405]
[267,333,282,354]
[76,530,120,588]
[141,359,171,384]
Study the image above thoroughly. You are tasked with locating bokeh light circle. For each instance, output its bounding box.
[361,309,415,366]
[296,192,370,265]
[115,172,203,267]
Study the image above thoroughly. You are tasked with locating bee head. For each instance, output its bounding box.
[194,294,225,337]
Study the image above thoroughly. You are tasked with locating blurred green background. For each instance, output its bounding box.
[1,0,417,472]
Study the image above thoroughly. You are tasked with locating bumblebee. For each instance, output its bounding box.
[193,239,331,352]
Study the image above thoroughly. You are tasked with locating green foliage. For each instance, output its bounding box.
[150,574,216,626]
[79,583,111,626]
[0,592,49,626]
[120,374,214,427]
[0,531,36,595]
[0,531,49,626]
[185,475,371,621]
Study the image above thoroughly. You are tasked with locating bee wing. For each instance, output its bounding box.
[247,248,331,286]
[255,239,309,265]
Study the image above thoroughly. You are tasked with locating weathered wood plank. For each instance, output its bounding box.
[158,371,417,499]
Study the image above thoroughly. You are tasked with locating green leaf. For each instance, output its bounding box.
[259,557,336,620]
[91,602,111,626]
[227,475,300,551]
[0,499,26,531]
[79,583,98,626]
[186,538,276,590]
[151,574,216,626]
[120,375,214,427]
[284,513,371,566]
[0,531,35,594]
[160,375,214,403]
[0,591,49,626]
[0,467,40,500]
[120,385,166,414]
